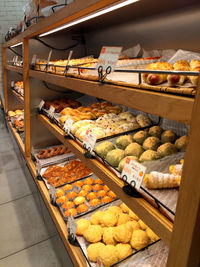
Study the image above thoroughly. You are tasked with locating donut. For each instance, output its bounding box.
[37,149,48,159]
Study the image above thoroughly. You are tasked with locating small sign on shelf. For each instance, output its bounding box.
[83,129,96,154]
[97,46,122,72]
[64,118,74,134]
[121,157,146,190]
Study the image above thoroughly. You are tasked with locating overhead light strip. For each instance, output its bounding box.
[39,0,139,37]
[10,42,23,48]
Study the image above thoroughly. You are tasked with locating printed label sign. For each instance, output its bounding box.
[67,216,77,240]
[49,184,56,203]
[121,157,146,189]
[31,54,37,65]
[83,129,96,153]
[38,100,45,111]
[97,46,122,71]
[11,81,14,87]
[47,50,52,65]
[96,258,103,267]
[64,118,74,134]
[36,159,42,174]
[48,105,55,118]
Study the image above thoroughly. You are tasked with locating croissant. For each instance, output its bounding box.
[144,62,174,85]
[189,59,200,86]
[167,60,190,86]
[144,171,181,189]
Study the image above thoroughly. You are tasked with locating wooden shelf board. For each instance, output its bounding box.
[38,114,173,246]
[30,70,193,124]
[7,120,25,156]
[25,157,87,267]
[6,65,23,74]
[11,90,24,103]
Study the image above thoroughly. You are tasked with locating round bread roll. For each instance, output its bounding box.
[117,213,131,225]
[126,220,141,231]
[87,242,105,262]
[130,229,148,250]
[103,227,116,245]
[100,211,118,227]
[76,219,90,236]
[146,227,159,242]
[83,225,103,243]
[116,243,132,261]
[114,224,132,243]
[90,211,104,225]
[98,245,119,267]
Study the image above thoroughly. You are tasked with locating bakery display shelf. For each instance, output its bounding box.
[38,114,173,246]
[5,65,23,74]
[25,157,87,267]
[6,119,25,156]
[30,70,193,124]
[11,89,24,103]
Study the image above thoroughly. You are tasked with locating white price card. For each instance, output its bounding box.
[97,46,122,72]
[49,184,56,203]
[47,50,52,65]
[48,105,55,118]
[31,54,37,65]
[96,258,104,267]
[83,129,96,153]
[11,81,14,87]
[64,118,74,134]
[121,157,146,189]
[67,216,77,240]
[38,100,45,111]
[36,159,42,174]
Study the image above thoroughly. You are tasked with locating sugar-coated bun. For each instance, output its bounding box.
[76,219,90,236]
[116,243,132,261]
[83,225,103,243]
[113,224,132,243]
[98,245,119,267]
[130,230,148,250]
[87,242,105,262]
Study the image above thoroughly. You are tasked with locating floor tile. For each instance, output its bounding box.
[0,239,62,267]
[0,194,50,258]
[0,167,32,204]
[0,150,22,172]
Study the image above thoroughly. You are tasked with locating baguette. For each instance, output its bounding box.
[167,60,190,86]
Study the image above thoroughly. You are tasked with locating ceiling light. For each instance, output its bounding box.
[10,42,23,48]
[39,0,139,37]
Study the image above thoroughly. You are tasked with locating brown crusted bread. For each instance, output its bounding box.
[189,59,200,86]
[167,60,190,86]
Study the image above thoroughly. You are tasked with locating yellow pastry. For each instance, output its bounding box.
[114,224,132,243]
[128,210,139,221]
[90,211,104,225]
[138,220,148,230]
[130,230,148,250]
[120,203,130,213]
[98,245,119,267]
[100,211,118,227]
[117,213,131,225]
[87,242,105,262]
[107,206,123,216]
[102,227,116,245]
[83,225,103,243]
[74,196,85,206]
[116,243,132,261]
[146,227,159,242]
[144,172,181,189]
[76,219,91,236]
[126,220,141,231]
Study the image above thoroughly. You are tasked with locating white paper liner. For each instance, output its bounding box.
[33,145,74,167]
[75,199,168,267]
[40,159,93,189]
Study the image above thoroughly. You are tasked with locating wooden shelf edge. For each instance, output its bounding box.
[6,65,23,74]
[30,70,193,124]
[25,157,87,267]
[11,90,24,103]
[6,120,25,156]
[38,114,173,246]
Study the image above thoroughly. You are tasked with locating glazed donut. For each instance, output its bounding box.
[37,149,48,159]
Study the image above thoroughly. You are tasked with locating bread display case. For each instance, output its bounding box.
[2,0,200,266]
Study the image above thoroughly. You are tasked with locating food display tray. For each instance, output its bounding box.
[56,174,118,220]
[39,159,93,190]
[75,199,166,267]
[32,144,74,168]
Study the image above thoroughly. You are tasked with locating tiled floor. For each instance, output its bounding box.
[0,110,66,266]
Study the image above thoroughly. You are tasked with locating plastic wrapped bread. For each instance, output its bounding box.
[144,171,181,189]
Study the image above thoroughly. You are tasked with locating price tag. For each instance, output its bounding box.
[38,100,45,111]
[64,118,74,134]
[31,54,37,65]
[67,215,77,241]
[11,81,14,87]
[97,46,122,72]
[36,159,42,174]
[83,129,96,153]
[121,157,146,189]
[49,184,56,204]
[47,50,52,65]
[96,258,103,267]
[48,105,55,119]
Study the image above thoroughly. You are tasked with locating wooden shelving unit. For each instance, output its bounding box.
[11,90,24,103]
[3,1,200,266]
